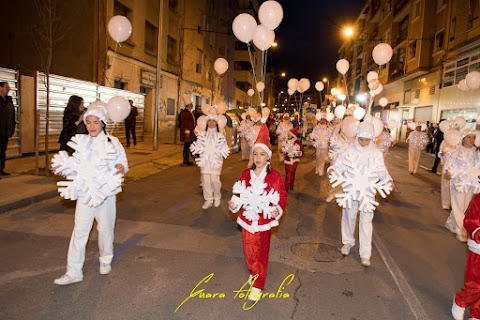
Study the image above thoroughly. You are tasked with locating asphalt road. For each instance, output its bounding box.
[0,144,470,320]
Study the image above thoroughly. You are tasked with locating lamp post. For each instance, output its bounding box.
[322,78,329,108]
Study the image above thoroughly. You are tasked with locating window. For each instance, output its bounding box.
[166,98,175,115]
[145,21,158,54]
[235,41,248,51]
[234,61,251,70]
[413,1,420,19]
[415,89,420,98]
[429,85,436,95]
[434,31,444,53]
[409,41,417,59]
[114,80,126,90]
[218,46,226,57]
[381,0,391,20]
[450,17,456,42]
[168,0,178,11]
[469,0,480,29]
[167,36,177,63]
[437,0,447,10]
[404,90,411,104]
[114,1,131,17]
[196,49,202,73]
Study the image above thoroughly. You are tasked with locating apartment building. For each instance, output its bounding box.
[339,0,480,141]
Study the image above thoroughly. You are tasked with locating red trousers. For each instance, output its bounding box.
[242,228,271,290]
[455,252,480,318]
[284,162,298,190]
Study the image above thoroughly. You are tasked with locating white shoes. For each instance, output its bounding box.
[361,258,371,267]
[53,274,83,285]
[248,287,262,301]
[99,263,112,275]
[214,199,221,207]
[202,200,213,209]
[451,297,465,320]
[340,244,353,256]
[456,234,468,243]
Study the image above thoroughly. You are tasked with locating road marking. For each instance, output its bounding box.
[373,231,430,320]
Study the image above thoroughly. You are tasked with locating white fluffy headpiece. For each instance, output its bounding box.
[84,106,108,124]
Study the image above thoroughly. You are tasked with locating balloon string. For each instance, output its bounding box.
[343,74,350,105]
[110,122,117,136]
[247,43,261,106]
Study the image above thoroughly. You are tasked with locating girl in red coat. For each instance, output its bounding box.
[229,120,288,301]
[283,127,303,191]
[452,193,480,320]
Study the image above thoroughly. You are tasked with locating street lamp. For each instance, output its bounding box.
[269,72,286,108]
[343,26,354,38]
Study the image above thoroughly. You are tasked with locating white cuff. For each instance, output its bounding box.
[275,205,284,221]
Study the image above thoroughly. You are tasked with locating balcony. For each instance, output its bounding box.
[388,57,406,81]
[393,0,409,16]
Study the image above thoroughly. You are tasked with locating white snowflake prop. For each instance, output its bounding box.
[451,165,480,193]
[230,179,280,221]
[282,140,302,158]
[190,131,230,169]
[51,134,124,207]
[329,153,392,213]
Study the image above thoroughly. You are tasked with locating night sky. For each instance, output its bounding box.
[266,0,366,81]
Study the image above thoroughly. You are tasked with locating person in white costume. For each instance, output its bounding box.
[326,124,356,202]
[406,123,428,174]
[444,129,479,242]
[329,121,392,267]
[237,113,253,161]
[190,104,230,209]
[276,114,293,162]
[53,106,128,285]
[310,116,332,176]
[438,137,460,210]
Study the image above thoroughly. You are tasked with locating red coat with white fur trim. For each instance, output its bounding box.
[465,194,480,255]
[235,168,288,234]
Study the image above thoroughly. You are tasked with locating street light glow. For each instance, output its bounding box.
[272,42,278,47]
[343,27,354,38]
[323,78,328,83]
[281,72,286,77]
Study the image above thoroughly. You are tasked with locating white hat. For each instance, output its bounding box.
[462,128,475,138]
[356,121,375,139]
[84,106,107,124]
[182,93,193,107]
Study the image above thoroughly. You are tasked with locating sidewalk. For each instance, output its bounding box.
[0,141,183,213]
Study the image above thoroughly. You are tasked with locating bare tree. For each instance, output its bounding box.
[33,0,68,175]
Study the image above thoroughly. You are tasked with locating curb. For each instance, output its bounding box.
[0,190,59,214]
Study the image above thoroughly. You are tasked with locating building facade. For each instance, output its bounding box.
[339,0,480,141]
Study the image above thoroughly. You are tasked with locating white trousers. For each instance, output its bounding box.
[278,139,286,161]
[441,175,451,209]
[408,147,421,173]
[341,201,374,259]
[202,173,221,201]
[447,184,473,238]
[316,148,328,176]
[241,138,250,161]
[66,196,116,277]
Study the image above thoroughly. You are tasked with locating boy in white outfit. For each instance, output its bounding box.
[52,106,128,285]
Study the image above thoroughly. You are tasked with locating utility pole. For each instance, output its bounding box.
[153,0,164,151]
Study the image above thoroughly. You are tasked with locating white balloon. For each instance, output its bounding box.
[439,120,450,133]
[298,78,311,92]
[315,81,324,92]
[334,105,346,119]
[445,128,462,147]
[368,79,380,90]
[458,79,471,91]
[353,106,366,120]
[247,88,255,97]
[367,71,379,83]
[379,97,389,107]
[106,96,131,122]
[466,71,480,89]
[232,13,257,43]
[287,88,295,96]
[108,16,132,43]
[372,83,383,96]
[341,116,360,138]
[287,78,298,90]
[197,116,207,129]
[258,0,283,31]
[454,116,467,129]
[213,58,229,75]
[371,117,384,137]
[475,130,480,147]
[217,115,227,130]
[336,59,350,75]
[326,113,335,122]
[256,81,265,92]
[315,112,324,121]
[407,122,418,130]
[386,120,397,130]
[372,43,393,66]
[252,24,275,51]
[331,88,339,96]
